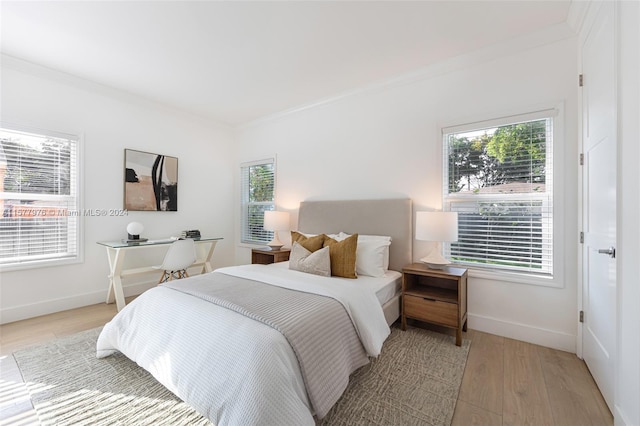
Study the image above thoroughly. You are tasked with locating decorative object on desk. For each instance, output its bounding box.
[125,221,148,243]
[153,238,196,283]
[124,148,178,212]
[263,210,290,250]
[415,211,458,269]
[181,229,201,239]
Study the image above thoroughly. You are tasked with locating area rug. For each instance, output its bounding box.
[13,325,470,426]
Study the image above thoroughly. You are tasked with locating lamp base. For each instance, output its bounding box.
[419,250,451,270]
[123,238,148,243]
[267,235,284,251]
[420,261,449,270]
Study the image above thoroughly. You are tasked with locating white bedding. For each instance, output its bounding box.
[96,264,392,425]
[269,261,401,305]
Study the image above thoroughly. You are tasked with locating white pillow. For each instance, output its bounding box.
[337,232,392,277]
[289,242,331,277]
[296,231,341,239]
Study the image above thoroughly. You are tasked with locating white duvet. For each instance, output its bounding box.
[96,264,391,425]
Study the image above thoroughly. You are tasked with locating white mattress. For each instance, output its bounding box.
[269,261,401,305]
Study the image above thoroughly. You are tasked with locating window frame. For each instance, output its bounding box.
[240,157,276,245]
[441,107,564,287]
[0,123,84,271]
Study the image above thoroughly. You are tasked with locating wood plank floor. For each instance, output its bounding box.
[0,302,612,425]
[452,329,612,426]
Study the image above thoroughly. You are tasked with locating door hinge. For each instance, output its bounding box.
[579,153,584,165]
[580,231,584,244]
[579,310,584,323]
[579,74,584,87]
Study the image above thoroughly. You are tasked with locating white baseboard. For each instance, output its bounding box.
[0,281,155,324]
[614,405,631,426]
[468,313,577,353]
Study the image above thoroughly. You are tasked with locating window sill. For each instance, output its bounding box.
[237,242,270,249]
[0,256,82,272]
[461,266,562,288]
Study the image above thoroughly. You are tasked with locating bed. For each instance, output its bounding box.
[96,198,412,425]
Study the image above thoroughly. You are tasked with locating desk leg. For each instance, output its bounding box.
[201,241,218,273]
[105,247,126,311]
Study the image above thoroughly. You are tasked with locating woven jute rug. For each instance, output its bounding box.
[13,325,469,426]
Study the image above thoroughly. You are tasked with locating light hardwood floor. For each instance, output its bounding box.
[451,328,612,426]
[0,302,612,426]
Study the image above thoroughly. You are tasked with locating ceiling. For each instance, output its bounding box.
[1,1,573,126]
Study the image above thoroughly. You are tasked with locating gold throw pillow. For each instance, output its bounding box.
[323,233,358,279]
[290,231,325,252]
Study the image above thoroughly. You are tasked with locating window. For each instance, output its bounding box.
[240,158,275,244]
[443,110,554,275]
[0,125,81,269]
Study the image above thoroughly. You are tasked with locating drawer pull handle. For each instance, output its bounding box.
[423,297,436,302]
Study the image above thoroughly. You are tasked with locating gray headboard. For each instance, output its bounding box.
[297,199,412,272]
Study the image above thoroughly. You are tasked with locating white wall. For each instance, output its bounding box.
[615,1,640,424]
[235,36,580,352]
[0,57,236,323]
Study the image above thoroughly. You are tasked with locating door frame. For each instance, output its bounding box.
[576,0,618,366]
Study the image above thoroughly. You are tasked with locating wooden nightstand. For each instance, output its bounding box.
[251,248,291,265]
[401,263,468,346]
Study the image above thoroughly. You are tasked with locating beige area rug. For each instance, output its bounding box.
[13,325,470,426]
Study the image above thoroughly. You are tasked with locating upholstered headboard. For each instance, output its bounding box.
[297,199,412,272]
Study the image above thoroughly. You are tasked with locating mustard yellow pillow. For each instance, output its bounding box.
[323,233,358,279]
[291,231,325,252]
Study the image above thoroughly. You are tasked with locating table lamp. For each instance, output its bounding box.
[415,211,458,269]
[264,210,290,250]
[126,221,144,241]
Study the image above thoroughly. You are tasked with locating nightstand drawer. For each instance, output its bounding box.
[403,295,458,327]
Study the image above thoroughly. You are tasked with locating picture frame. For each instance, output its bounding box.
[124,149,178,211]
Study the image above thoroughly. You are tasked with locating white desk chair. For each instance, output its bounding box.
[154,239,196,283]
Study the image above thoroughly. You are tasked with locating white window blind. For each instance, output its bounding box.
[443,110,554,275]
[0,126,81,268]
[240,158,275,244]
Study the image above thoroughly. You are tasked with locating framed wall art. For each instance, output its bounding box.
[124,149,178,211]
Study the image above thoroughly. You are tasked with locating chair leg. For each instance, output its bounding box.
[158,270,170,285]
[158,269,189,284]
[172,269,188,280]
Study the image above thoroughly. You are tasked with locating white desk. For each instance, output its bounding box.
[97,237,222,311]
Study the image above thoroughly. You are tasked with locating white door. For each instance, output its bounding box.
[581,1,616,412]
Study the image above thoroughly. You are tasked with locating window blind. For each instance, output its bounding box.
[0,126,80,268]
[240,158,275,244]
[443,112,553,275]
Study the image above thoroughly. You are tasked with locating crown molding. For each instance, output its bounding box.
[567,0,605,39]
[566,0,592,35]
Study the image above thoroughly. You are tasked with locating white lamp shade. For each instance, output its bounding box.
[415,211,458,242]
[264,211,290,231]
[126,221,144,236]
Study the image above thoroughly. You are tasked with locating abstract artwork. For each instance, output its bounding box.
[124,149,178,211]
